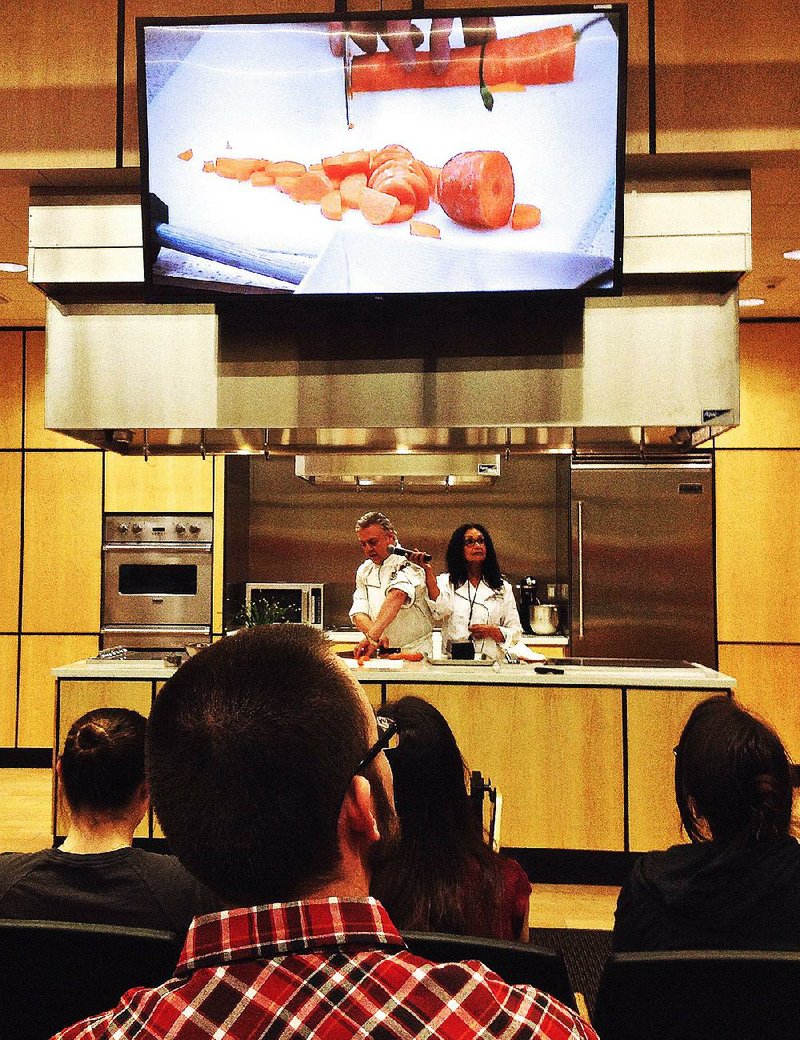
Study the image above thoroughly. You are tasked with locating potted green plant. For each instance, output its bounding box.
[231,599,295,630]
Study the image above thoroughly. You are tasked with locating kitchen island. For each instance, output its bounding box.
[52,655,735,870]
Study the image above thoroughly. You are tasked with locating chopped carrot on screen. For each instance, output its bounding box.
[321,190,343,221]
[410,221,441,239]
[437,151,515,229]
[511,203,542,229]
[339,173,368,209]
[359,187,400,225]
[177,148,193,161]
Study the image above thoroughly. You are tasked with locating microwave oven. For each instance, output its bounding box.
[244,582,324,628]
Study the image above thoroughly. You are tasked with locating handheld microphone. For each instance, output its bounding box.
[391,544,432,564]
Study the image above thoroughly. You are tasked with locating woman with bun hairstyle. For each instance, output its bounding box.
[370,695,531,940]
[429,522,522,661]
[613,695,800,952]
[0,707,217,931]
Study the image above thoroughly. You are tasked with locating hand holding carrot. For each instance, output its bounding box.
[328,18,496,74]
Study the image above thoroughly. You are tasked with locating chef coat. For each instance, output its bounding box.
[350,557,434,654]
[431,573,522,661]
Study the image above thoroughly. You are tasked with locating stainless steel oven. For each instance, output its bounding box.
[101,514,213,649]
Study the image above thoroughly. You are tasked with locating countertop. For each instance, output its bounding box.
[325,630,568,646]
[53,657,735,690]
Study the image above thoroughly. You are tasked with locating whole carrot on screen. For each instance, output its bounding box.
[437,151,514,230]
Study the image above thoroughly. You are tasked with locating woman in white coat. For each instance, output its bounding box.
[428,522,522,660]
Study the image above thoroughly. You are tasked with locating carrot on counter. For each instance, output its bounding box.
[321,190,343,221]
[511,202,542,229]
[351,25,576,93]
[202,160,216,173]
[492,82,526,92]
[250,170,276,187]
[339,172,368,209]
[287,170,335,204]
[359,187,400,225]
[410,220,441,239]
[215,157,268,180]
[177,148,193,161]
[264,160,306,178]
[437,151,514,230]
[390,203,416,224]
[322,149,371,181]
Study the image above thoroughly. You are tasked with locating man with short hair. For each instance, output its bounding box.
[351,510,437,660]
[53,625,596,1040]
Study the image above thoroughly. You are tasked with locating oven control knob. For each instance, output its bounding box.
[175,523,187,534]
[189,524,201,534]
[117,523,128,534]
[131,523,143,533]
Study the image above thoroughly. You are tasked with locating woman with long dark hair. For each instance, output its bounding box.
[430,522,522,660]
[613,695,800,951]
[370,695,531,940]
[0,707,216,930]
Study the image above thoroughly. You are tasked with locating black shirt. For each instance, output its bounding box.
[0,847,219,934]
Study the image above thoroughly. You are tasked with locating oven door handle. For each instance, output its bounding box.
[102,543,212,553]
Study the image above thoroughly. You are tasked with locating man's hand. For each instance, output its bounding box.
[354,632,388,664]
[329,17,496,74]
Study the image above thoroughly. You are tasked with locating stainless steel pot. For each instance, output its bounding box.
[530,603,560,635]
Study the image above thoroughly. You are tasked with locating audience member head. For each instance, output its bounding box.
[445,522,503,590]
[59,707,147,819]
[147,624,397,907]
[675,695,794,846]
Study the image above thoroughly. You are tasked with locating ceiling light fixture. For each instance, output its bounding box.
[0,262,26,273]
[783,250,800,261]
[739,298,765,307]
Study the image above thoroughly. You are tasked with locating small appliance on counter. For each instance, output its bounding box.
[240,582,324,628]
[517,576,538,635]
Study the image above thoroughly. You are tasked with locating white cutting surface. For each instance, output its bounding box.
[143,13,620,292]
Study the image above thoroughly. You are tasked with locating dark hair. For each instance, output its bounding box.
[60,708,147,816]
[147,625,370,906]
[370,696,505,936]
[445,523,503,591]
[675,695,794,846]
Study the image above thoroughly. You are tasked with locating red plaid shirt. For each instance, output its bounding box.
[52,898,598,1040]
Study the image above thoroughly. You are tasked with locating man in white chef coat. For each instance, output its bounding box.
[350,511,435,661]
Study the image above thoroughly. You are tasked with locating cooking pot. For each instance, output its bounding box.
[530,603,560,635]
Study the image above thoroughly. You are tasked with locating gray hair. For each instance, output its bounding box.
[355,511,395,536]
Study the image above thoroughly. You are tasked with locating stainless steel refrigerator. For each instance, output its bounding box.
[569,456,717,667]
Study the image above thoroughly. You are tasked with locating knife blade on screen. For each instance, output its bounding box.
[342,32,354,129]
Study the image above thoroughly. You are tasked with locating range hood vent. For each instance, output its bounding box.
[295,453,501,490]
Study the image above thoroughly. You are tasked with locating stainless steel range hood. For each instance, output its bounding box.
[295,452,501,490]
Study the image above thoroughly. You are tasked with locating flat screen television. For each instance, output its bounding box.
[136,5,627,303]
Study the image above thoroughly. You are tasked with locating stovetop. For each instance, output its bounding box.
[551,657,696,669]
[95,647,188,663]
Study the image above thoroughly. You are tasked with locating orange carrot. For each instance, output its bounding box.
[275,175,302,194]
[340,173,368,209]
[370,144,413,174]
[390,203,416,224]
[287,170,336,204]
[368,169,417,210]
[322,149,371,181]
[202,160,216,174]
[215,157,268,181]
[351,26,576,93]
[321,190,343,221]
[250,170,276,187]
[359,187,400,225]
[437,151,514,229]
[369,159,429,211]
[177,148,193,161]
[410,220,441,239]
[264,160,306,178]
[492,82,526,92]
[511,203,542,230]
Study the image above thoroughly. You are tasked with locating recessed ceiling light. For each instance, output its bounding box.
[0,262,26,273]
[783,250,800,261]
[739,298,765,307]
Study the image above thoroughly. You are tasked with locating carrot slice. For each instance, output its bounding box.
[410,220,441,238]
[250,170,276,187]
[288,170,336,204]
[321,190,343,221]
[359,187,400,225]
[511,203,542,230]
[370,144,413,174]
[275,175,302,194]
[177,148,193,161]
[368,170,417,209]
[437,151,514,230]
[264,160,306,178]
[215,157,268,181]
[390,203,416,224]
[351,26,576,92]
[322,149,371,181]
[202,161,216,174]
[340,173,368,209]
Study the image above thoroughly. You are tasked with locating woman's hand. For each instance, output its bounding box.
[469,623,504,644]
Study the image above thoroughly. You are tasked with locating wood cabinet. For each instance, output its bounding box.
[25,331,96,451]
[0,452,21,633]
[18,635,100,747]
[718,644,800,762]
[386,682,625,851]
[22,452,103,634]
[626,687,715,852]
[103,454,214,514]
[0,636,18,747]
[0,332,23,448]
[716,450,800,643]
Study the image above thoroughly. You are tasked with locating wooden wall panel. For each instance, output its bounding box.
[716,451,800,643]
[0,0,117,168]
[388,683,624,851]
[655,1,800,152]
[0,452,21,633]
[0,636,18,747]
[104,454,214,514]
[22,452,103,633]
[718,644,800,762]
[18,635,100,747]
[0,332,23,448]
[715,323,800,449]
[24,331,97,450]
[626,687,718,852]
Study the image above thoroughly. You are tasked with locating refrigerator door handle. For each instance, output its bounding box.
[576,499,584,638]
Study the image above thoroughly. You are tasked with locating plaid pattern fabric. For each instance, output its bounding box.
[52,897,597,1040]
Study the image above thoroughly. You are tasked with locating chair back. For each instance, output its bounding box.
[0,918,183,1040]
[402,930,576,1009]
[594,949,800,1040]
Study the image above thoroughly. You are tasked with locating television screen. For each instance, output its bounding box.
[137,6,627,299]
